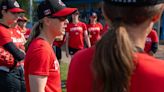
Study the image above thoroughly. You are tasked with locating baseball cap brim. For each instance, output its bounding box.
[8,8,25,13]
[53,8,77,17]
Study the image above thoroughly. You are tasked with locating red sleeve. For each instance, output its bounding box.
[82,22,87,31]
[66,24,71,33]
[28,48,51,76]
[152,30,158,43]
[0,27,12,46]
[99,23,103,31]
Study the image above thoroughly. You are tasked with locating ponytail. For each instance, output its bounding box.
[25,21,43,52]
[93,23,134,92]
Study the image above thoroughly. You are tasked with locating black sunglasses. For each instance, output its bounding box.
[49,16,67,21]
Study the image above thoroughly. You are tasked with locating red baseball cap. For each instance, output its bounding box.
[37,0,77,19]
[1,0,25,13]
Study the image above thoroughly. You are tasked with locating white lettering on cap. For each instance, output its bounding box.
[44,9,51,15]
[59,0,66,6]
[14,1,20,7]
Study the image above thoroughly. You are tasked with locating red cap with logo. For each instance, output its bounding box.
[37,0,77,19]
[0,0,25,13]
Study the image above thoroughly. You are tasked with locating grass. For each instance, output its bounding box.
[60,62,69,92]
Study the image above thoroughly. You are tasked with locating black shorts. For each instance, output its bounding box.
[69,47,81,55]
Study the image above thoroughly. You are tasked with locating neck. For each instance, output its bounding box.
[91,21,96,24]
[73,18,79,23]
[0,19,10,27]
[38,28,55,45]
[126,21,154,49]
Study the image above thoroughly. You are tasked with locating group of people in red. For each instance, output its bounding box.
[0,0,164,92]
[53,10,107,61]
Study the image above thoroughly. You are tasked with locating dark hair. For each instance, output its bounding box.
[93,2,163,92]
[25,21,43,52]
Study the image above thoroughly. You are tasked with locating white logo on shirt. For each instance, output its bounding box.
[146,37,152,43]
[70,27,83,31]
[88,27,100,32]
[54,60,59,71]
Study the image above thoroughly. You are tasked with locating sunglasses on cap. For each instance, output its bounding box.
[49,16,67,21]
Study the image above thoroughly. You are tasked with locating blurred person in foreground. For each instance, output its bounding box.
[67,0,164,92]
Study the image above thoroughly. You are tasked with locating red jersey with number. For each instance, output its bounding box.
[67,47,164,92]
[144,29,158,53]
[87,22,103,46]
[24,38,61,92]
[66,22,87,49]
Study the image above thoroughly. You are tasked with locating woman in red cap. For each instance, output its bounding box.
[0,0,26,92]
[24,0,76,92]
[87,12,103,46]
[67,0,164,92]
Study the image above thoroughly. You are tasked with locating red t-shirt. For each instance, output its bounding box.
[10,25,25,50]
[102,23,110,35]
[0,24,12,46]
[67,47,164,92]
[24,28,31,40]
[144,29,158,53]
[53,35,66,48]
[66,22,87,49]
[87,22,103,46]
[24,38,61,92]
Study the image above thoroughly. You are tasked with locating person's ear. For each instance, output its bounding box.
[43,17,51,26]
